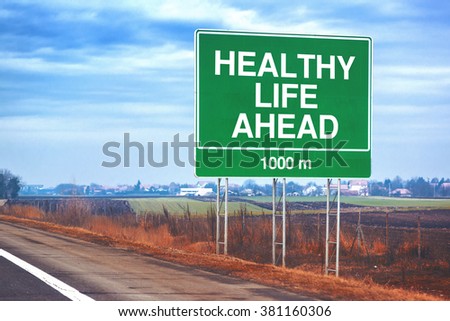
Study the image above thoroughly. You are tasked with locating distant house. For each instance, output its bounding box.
[441,183,450,190]
[338,184,357,196]
[391,188,412,197]
[179,187,214,197]
[114,184,134,194]
[303,185,319,196]
[324,180,368,196]
[349,180,369,196]
[20,184,44,195]
[242,188,254,197]
[440,183,450,196]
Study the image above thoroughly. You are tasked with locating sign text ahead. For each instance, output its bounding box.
[195,30,372,178]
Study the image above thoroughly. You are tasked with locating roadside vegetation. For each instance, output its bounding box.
[0,198,448,300]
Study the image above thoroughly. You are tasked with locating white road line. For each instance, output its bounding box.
[0,249,94,301]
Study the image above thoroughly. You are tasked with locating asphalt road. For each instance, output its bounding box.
[0,257,69,301]
[0,221,311,301]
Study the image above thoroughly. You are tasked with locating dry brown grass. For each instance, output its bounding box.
[370,239,387,255]
[86,215,176,248]
[2,205,44,220]
[0,206,442,301]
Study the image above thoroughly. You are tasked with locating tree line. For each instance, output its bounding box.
[6,167,450,198]
[370,176,450,197]
[0,169,21,199]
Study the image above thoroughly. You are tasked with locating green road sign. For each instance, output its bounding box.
[195,29,372,178]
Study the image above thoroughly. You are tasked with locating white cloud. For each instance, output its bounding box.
[3,0,348,35]
[342,0,421,17]
[0,55,89,74]
[375,65,450,96]
[86,44,193,74]
[4,0,228,21]
[376,104,426,116]
[374,102,450,146]
[0,8,16,18]
[0,43,193,75]
[378,65,450,76]
[54,10,98,22]
[0,99,192,141]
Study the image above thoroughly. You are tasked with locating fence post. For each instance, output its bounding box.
[385,211,389,264]
[417,215,421,260]
[317,212,320,246]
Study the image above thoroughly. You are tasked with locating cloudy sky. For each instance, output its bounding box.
[1,0,449,187]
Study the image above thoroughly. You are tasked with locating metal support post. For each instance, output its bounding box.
[336,179,341,276]
[272,178,286,267]
[216,178,228,255]
[272,178,276,265]
[282,178,286,267]
[224,178,228,255]
[325,179,330,274]
[325,178,341,276]
[216,178,221,255]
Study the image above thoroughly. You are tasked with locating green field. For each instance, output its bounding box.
[242,196,450,209]
[341,196,450,208]
[122,197,267,215]
[121,196,450,216]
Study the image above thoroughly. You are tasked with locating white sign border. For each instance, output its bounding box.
[194,29,373,153]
